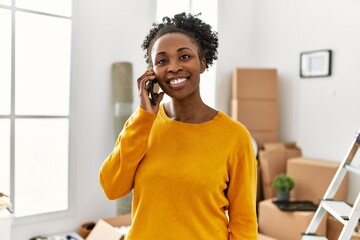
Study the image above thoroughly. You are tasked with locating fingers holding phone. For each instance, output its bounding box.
[137,70,163,113]
[147,79,164,110]
[148,79,158,105]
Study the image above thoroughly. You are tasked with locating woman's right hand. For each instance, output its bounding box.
[137,69,164,114]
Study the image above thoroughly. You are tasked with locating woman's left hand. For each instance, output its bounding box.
[136,69,164,114]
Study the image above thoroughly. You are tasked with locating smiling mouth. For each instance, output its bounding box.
[169,78,187,85]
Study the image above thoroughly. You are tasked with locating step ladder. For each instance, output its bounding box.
[302,130,360,240]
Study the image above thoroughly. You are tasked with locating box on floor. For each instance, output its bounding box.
[287,157,348,204]
[258,198,326,240]
[258,142,302,199]
[326,215,360,240]
[258,233,279,240]
[86,214,131,240]
[258,157,349,240]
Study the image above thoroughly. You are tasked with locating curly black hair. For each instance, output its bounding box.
[141,12,218,70]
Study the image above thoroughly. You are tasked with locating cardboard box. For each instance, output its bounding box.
[258,233,279,240]
[258,142,302,199]
[250,132,279,147]
[232,68,278,99]
[286,157,348,204]
[258,199,326,240]
[86,214,131,240]
[231,99,278,131]
[231,68,279,147]
[326,215,360,240]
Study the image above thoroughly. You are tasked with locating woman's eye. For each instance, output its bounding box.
[156,58,167,65]
[180,54,191,60]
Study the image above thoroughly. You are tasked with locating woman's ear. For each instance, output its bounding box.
[200,58,206,73]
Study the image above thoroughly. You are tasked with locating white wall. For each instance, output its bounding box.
[12,0,360,238]
[217,0,360,204]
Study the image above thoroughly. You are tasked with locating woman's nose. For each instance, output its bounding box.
[167,60,182,73]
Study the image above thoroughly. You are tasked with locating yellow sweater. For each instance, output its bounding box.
[99,105,258,239]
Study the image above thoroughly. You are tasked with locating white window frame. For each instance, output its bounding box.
[0,1,72,223]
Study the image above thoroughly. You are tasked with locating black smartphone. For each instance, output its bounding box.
[148,79,158,105]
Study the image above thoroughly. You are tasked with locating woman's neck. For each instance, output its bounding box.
[164,99,217,124]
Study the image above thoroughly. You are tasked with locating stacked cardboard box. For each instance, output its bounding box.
[231,68,278,147]
[258,233,279,240]
[258,142,302,199]
[287,157,348,204]
[259,198,327,240]
[258,157,349,240]
[327,216,360,240]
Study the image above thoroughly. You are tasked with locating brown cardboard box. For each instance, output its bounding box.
[86,214,131,240]
[250,132,279,147]
[326,215,360,240]
[232,99,278,131]
[232,68,278,99]
[231,68,278,147]
[286,157,348,204]
[258,142,302,199]
[258,233,279,240]
[258,199,326,240]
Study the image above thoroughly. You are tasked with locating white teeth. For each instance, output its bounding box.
[170,78,187,85]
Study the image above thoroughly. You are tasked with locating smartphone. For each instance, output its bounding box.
[148,79,158,105]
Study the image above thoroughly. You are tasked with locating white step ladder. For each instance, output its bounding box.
[302,130,360,240]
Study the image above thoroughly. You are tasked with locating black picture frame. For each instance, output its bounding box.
[300,49,332,78]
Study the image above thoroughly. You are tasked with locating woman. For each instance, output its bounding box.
[99,12,258,239]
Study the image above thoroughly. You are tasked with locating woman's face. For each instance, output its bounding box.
[150,32,206,101]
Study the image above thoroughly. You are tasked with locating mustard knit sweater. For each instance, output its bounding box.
[99,105,258,239]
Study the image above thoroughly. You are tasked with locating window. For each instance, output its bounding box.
[0,0,10,6]
[0,1,72,218]
[156,0,218,108]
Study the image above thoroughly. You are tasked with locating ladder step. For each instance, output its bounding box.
[321,200,352,224]
[302,235,328,240]
[345,165,360,176]
[303,129,360,239]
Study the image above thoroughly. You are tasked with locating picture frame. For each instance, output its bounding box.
[300,49,332,78]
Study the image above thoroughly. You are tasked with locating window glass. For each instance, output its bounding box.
[191,0,217,29]
[15,12,71,116]
[0,0,11,6]
[14,118,69,217]
[1,0,71,219]
[0,9,11,115]
[16,0,72,17]
[0,119,11,196]
[156,0,190,22]
[191,0,218,108]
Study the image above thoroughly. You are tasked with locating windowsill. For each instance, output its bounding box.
[12,207,75,227]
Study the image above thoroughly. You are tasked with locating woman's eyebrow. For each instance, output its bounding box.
[155,51,167,56]
[177,47,192,52]
[155,47,193,57]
